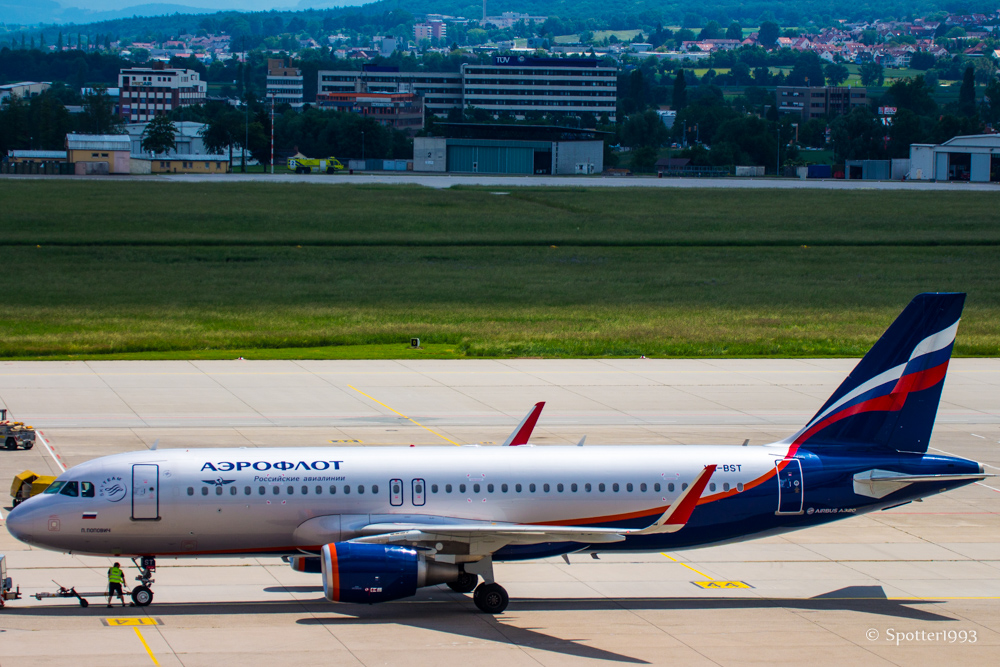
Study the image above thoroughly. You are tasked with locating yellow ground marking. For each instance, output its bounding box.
[661,553,714,580]
[347,385,459,445]
[693,581,752,589]
[103,617,160,626]
[134,627,160,665]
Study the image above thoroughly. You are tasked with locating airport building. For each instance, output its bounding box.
[266,58,304,108]
[0,81,51,103]
[316,91,424,132]
[318,57,618,121]
[414,123,604,175]
[118,63,207,122]
[775,85,868,121]
[909,134,1000,182]
[65,133,131,174]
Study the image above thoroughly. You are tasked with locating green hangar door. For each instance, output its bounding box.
[447,145,535,174]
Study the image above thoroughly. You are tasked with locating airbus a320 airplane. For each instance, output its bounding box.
[5,293,989,613]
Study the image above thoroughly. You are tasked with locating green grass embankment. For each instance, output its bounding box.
[1,181,998,359]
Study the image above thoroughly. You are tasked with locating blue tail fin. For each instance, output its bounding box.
[784,293,965,454]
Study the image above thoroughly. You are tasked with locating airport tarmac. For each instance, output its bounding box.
[0,358,998,666]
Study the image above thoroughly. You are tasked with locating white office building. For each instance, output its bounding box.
[318,57,617,121]
[267,58,304,108]
[118,64,206,122]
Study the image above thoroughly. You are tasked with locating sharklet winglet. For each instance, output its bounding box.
[630,465,717,535]
[502,402,545,446]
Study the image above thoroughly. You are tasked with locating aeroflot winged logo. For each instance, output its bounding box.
[200,460,344,472]
[99,475,127,502]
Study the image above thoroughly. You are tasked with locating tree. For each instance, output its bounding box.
[959,65,976,117]
[726,22,743,41]
[830,106,885,161]
[887,108,924,158]
[859,62,884,87]
[758,22,780,49]
[884,76,937,116]
[621,109,669,148]
[81,87,124,134]
[983,79,1000,128]
[672,70,687,110]
[631,145,658,173]
[141,115,177,155]
[825,63,850,86]
[787,52,825,87]
[910,51,936,70]
[200,108,244,166]
[698,21,721,40]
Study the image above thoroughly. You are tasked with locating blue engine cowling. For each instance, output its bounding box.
[320,542,459,604]
[287,556,322,574]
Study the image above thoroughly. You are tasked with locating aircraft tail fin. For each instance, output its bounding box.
[782,293,964,454]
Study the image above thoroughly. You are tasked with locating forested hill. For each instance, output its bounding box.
[6,0,1000,38]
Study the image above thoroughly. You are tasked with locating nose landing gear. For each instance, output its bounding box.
[130,556,156,607]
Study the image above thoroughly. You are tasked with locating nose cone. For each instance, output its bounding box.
[5,504,35,545]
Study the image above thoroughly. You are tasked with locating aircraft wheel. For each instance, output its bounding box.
[131,586,153,607]
[473,583,508,614]
[447,571,478,593]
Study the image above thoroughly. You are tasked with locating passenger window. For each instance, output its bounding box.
[557,483,563,492]
[571,483,577,492]
[543,483,550,493]
[187,487,194,496]
[473,483,480,493]
[627,483,634,492]
[723,483,730,492]
[445,484,452,493]
[202,487,208,496]
[44,481,65,494]
[459,484,466,493]
[287,486,294,495]
[710,483,716,492]
[529,483,536,493]
[612,483,620,492]
[599,483,605,492]
[329,485,337,494]
[229,486,236,496]
[245,486,251,495]
[81,482,95,498]
[737,483,744,492]
[654,483,660,492]
[344,486,350,495]
[259,486,265,495]
[431,484,439,493]
[668,483,675,492]
[640,483,647,492]
[372,485,378,494]
[316,486,322,495]
[585,483,592,492]
[272,486,279,495]
[515,483,522,493]
[358,485,365,494]
[682,483,689,491]
[60,481,79,497]
[487,484,494,493]
[501,483,508,493]
[302,486,308,495]
[216,486,222,496]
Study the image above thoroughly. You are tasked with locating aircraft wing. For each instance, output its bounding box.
[350,466,717,556]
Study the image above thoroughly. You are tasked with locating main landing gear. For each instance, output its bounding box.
[447,570,478,593]
[473,583,509,614]
[130,556,156,607]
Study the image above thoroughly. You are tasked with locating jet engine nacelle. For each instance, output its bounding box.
[288,555,322,574]
[320,542,459,604]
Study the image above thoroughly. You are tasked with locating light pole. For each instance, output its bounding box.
[269,92,274,175]
[775,124,781,177]
[361,129,365,164]
[242,37,247,174]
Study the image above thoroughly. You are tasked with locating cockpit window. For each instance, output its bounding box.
[81,482,95,498]
[44,481,65,494]
[59,481,79,497]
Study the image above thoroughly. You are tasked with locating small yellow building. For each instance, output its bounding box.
[66,134,132,174]
[151,154,230,174]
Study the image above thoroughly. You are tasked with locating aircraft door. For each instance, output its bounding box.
[412,479,425,506]
[132,464,160,520]
[390,479,403,506]
[775,459,803,515]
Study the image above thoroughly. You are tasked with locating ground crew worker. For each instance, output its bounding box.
[107,562,126,608]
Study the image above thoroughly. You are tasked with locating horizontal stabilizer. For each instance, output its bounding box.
[853,468,990,499]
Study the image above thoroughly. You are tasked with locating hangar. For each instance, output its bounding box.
[908,134,1000,182]
[414,123,604,175]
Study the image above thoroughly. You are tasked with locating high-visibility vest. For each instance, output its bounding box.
[108,566,124,584]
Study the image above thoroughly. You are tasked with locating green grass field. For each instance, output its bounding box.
[1,181,998,359]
